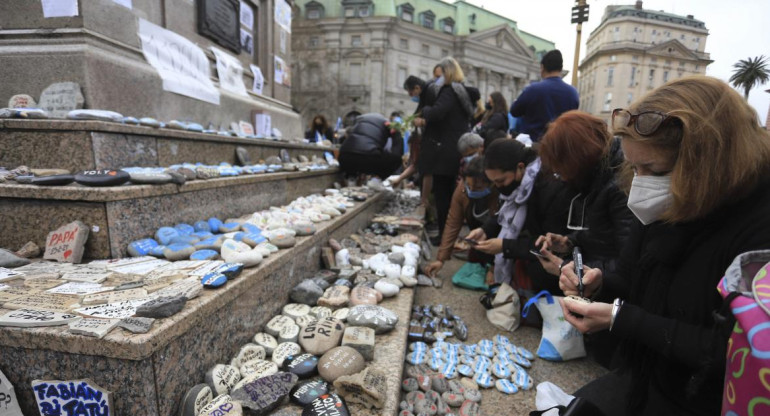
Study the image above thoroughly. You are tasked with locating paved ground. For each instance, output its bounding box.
[412,256,608,414]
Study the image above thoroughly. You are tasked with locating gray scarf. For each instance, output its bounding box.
[494,158,541,284]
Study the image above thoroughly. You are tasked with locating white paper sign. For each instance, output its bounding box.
[274,56,286,85]
[41,0,78,17]
[239,120,255,136]
[210,46,249,97]
[250,64,264,95]
[112,0,133,9]
[137,19,220,105]
[240,1,254,30]
[279,29,287,54]
[255,113,272,137]
[275,0,292,33]
[240,29,254,55]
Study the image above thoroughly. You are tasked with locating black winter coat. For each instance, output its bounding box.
[603,180,770,415]
[478,112,509,139]
[340,113,403,157]
[482,171,575,293]
[566,140,634,275]
[304,127,335,142]
[419,83,475,176]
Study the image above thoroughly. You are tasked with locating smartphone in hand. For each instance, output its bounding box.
[463,238,479,246]
[529,249,548,259]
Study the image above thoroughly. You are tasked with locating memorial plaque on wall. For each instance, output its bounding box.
[198,0,241,54]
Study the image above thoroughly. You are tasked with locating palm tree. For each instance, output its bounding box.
[729,56,770,100]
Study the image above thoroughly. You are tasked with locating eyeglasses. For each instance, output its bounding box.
[567,193,589,231]
[611,108,676,136]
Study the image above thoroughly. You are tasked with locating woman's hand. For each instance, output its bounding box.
[425,260,444,277]
[475,238,503,255]
[465,228,487,243]
[535,233,571,253]
[559,264,603,297]
[536,250,563,276]
[413,117,426,128]
[559,299,613,334]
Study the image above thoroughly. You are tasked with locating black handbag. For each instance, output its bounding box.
[529,397,606,416]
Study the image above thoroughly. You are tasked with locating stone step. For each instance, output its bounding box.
[0,192,387,416]
[0,119,332,173]
[0,168,340,259]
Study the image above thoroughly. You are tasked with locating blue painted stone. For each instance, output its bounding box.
[218,167,239,176]
[127,238,159,257]
[242,233,266,246]
[174,223,195,235]
[170,235,200,245]
[441,362,458,379]
[139,117,161,127]
[232,232,247,242]
[122,116,139,124]
[429,348,443,361]
[149,245,167,257]
[473,357,490,375]
[513,368,533,390]
[517,346,535,360]
[219,222,242,233]
[191,231,214,239]
[190,250,219,261]
[492,362,511,379]
[462,345,477,356]
[194,221,211,232]
[163,243,195,261]
[186,123,204,132]
[155,227,179,245]
[215,262,244,278]
[473,371,494,388]
[406,351,426,365]
[409,342,428,352]
[494,334,512,345]
[495,379,519,395]
[208,217,224,233]
[241,223,261,234]
[513,353,532,368]
[195,237,222,251]
[201,272,227,288]
[457,364,474,377]
[428,356,444,372]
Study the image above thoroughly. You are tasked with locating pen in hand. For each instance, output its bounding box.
[573,246,584,297]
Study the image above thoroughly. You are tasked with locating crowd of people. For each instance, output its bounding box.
[317,48,770,414]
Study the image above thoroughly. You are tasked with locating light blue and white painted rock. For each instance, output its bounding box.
[163,243,195,261]
[194,221,211,232]
[492,362,511,379]
[495,379,519,395]
[208,218,224,233]
[201,272,227,288]
[457,364,474,377]
[512,368,533,390]
[190,250,219,261]
[473,371,494,388]
[174,223,195,235]
[127,238,158,257]
[155,227,179,245]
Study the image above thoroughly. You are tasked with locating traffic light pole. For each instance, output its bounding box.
[571,0,588,87]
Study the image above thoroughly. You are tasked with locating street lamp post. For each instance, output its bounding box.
[571,0,590,87]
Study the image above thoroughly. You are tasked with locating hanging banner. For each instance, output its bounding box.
[137,19,220,105]
[275,0,292,33]
[210,46,249,96]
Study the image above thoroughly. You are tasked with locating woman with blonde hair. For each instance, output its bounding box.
[558,75,770,415]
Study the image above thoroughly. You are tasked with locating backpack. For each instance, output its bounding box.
[716,250,770,415]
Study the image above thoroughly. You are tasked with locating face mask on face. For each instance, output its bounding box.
[411,96,420,103]
[627,175,673,225]
[462,155,476,164]
[496,178,520,196]
[466,185,491,199]
[435,75,445,87]
[485,102,492,110]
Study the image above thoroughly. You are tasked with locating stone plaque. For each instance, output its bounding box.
[0,287,40,303]
[32,379,112,416]
[0,368,24,415]
[0,309,80,328]
[3,293,79,312]
[47,282,111,295]
[198,0,241,54]
[43,221,90,264]
[68,318,120,338]
[8,94,36,109]
[37,82,84,118]
[107,259,170,275]
[0,267,25,283]
[74,299,149,319]
[61,270,113,284]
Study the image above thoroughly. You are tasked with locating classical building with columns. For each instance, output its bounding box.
[578,1,711,117]
[291,0,554,127]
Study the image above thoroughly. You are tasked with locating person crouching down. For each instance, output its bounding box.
[339,113,404,179]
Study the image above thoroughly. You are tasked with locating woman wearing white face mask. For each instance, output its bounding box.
[558,76,770,415]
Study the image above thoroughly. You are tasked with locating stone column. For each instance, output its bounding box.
[478,68,489,99]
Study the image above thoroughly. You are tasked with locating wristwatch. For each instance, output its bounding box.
[610,298,624,331]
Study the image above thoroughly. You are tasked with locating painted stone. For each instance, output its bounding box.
[8,94,36,109]
[127,238,159,257]
[163,243,195,261]
[289,378,329,406]
[340,325,375,361]
[317,285,350,309]
[231,344,267,369]
[201,272,228,288]
[0,308,80,328]
[43,220,89,263]
[193,236,222,251]
[333,366,387,409]
[31,379,112,416]
[155,227,180,245]
[332,307,349,322]
[179,384,213,416]
[282,353,320,379]
[4,292,79,313]
[295,315,317,329]
[0,368,23,415]
[282,303,311,320]
[317,346,365,383]
[68,318,119,338]
[67,109,123,122]
[272,342,302,366]
[205,364,241,396]
[134,295,186,318]
[348,286,382,306]
[278,324,300,344]
[299,317,345,355]
[459,400,481,416]
[129,171,173,184]
[302,393,350,416]
[38,82,84,118]
[253,332,278,355]
[190,249,219,261]
[309,306,332,319]
[198,394,241,416]
[74,169,130,187]
[265,315,295,337]
[117,317,155,334]
[229,372,298,415]
[346,305,399,334]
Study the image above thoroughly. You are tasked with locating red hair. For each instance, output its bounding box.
[539,110,611,185]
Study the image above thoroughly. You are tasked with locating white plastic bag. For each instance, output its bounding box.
[535,382,575,416]
[522,291,586,361]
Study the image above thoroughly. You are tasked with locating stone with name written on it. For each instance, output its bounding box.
[231,344,267,368]
[117,316,155,334]
[332,307,349,322]
[283,353,320,379]
[347,305,399,334]
[38,82,84,118]
[317,346,366,383]
[0,308,80,328]
[31,174,75,186]
[163,243,196,261]
[174,223,195,235]
[198,394,241,416]
[129,171,174,185]
[460,399,481,416]
[278,323,301,344]
[43,220,90,264]
[169,234,200,246]
[333,366,388,409]
[68,109,124,122]
[74,169,130,187]
[68,317,120,339]
[295,315,317,330]
[283,303,312,320]
[221,239,262,267]
[0,368,23,416]
[190,249,220,261]
[341,326,375,361]
[290,378,330,406]
[292,221,317,237]
[317,285,350,309]
[272,342,302,366]
[4,292,80,313]
[179,383,213,416]
[194,220,212,233]
[8,94,36,108]
[302,393,350,416]
[32,379,113,416]
[299,316,346,356]
[230,372,298,416]
[135,295,186,318]
[154,226,179,246]
[205,364,242,396]
[310,306,333,319]
[253,332,278,356]
[0,266,25,282]
[349,285,383,306]
[290,280,325,306]
[265,314,296,337]
[127,238,159,257]
[238,360,277,382]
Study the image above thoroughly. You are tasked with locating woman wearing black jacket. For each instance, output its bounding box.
[305,115,335,143]
[559,76,770,415]
[467,139,574,289]
[476,92,509,140]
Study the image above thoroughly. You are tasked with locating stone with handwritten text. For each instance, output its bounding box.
[317,346,366,383]
[43,220,89,263]
[230,372,298,415]
[31,379,112,416]
[38,82,84,118]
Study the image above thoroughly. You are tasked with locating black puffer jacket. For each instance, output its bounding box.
[340,113,403,156]
[482,170,575,293]
[478,112,509,139]
[566,139,634,275]
[419,83,476,176]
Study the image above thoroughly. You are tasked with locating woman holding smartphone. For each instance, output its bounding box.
[559,76,770,414]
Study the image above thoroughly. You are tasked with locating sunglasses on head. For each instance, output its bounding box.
[612,108,677,136]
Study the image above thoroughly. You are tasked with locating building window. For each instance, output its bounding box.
[665,59,671,66]
[398,67,407,88]
[680,34,685,40]
[422,44,430,55]
[607,67,614,86]
[349,62,362,84]
[629,67,636,86]
[649,69,655,85]
[308,9,321,19]
[402,10,412,21]
[419,11,435,29]
[358,6,371,17]
[632,55,639,62]
[627,93,633,105]
[441,49,448,57]
[603,92,613,112]
[397,3,414,22]
[344,7,355,17]
[309,36,319,47]
[613,26,620,41]
[651,57,657,63]
[695,64,700,71]
[351,35,362,46]
[400,38,408,50]
[440,17,455,34]
[306,1,325,19]
[610,55,616,62]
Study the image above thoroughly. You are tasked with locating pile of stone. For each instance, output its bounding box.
[380,189,423,218]
[408,304,469,343]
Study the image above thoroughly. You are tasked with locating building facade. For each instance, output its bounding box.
[578,1,711,117]
[291,0,554,128]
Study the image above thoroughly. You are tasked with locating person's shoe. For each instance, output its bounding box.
[429,235,442,246]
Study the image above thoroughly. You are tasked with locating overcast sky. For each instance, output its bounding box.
[457,0,770,122]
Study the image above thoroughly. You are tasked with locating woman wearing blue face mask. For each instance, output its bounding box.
[558,76,770,415]
[425,156,499,277]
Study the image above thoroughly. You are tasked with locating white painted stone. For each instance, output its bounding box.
[0,309,80,328]
[43,221,90,264]
[0,368,24,415]
[0,267,24,282]
[272,342,302,365]
[74,299,150,319]
[46,282,112,295]
[230,344,266,368]
[68,318,120,338]
[32,379,113,416]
